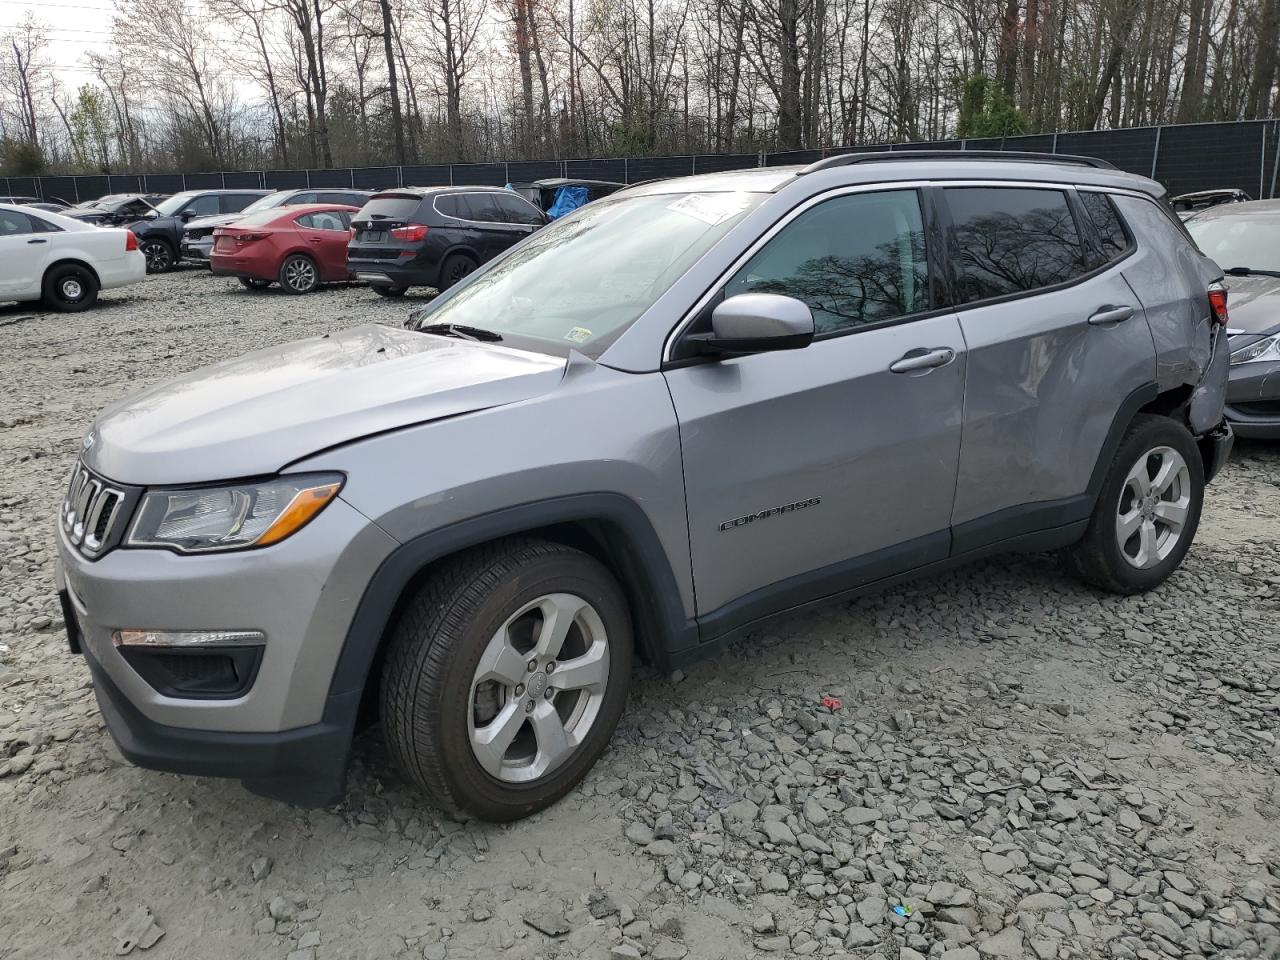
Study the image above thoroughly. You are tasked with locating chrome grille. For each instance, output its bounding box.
[62,463,126,558]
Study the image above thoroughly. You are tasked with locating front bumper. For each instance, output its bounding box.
[1224,358,1280,438]
[81,639,352,805]
[181,237,213,262]
[55,489,398,802]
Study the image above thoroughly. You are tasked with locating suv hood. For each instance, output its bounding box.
[185,213,240,232]
[84,324,567,485]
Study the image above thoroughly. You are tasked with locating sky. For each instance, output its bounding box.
[2,0,119,89]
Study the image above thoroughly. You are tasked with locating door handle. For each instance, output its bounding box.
[1087,304,1134,326]
[308,237,323,243]
[27,238,47,244]
[890,347,956,374]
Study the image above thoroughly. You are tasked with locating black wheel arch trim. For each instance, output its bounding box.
[321,493,696,726]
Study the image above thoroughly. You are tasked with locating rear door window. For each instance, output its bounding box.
[297,211,349,231]
[0,210,36,235]
[466,192,506,223]
[943,187,1089,303]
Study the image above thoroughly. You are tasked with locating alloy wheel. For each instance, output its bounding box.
[142,241,172,272]
[60,278,84,301]
[284,257,317,293]
[1115,445,1191,569]
[467,593,610,783]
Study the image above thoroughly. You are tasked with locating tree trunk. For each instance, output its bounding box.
[380,0,406,163]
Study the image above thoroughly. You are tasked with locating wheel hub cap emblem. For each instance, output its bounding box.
[527,672,548,698]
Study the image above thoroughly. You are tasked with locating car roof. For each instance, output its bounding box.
[373,185,511,197]
[270,203,362,215]
[0,201,96,229]
[617,155,1163,198]
[512,178,624,189]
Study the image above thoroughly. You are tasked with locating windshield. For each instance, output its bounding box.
[412,191,765,356]
[153,192,198,216]
[1187,213,1280,272]
[241,191,293,215]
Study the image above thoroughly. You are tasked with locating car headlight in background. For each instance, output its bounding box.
[1230,333,1280,365]
[126,473,343,553]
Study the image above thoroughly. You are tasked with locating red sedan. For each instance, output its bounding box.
[210,204,360,294]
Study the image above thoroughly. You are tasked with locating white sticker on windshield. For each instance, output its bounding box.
[666,193,748,226]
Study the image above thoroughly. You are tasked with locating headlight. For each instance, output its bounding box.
[126,473,343,553]
[1230,333,1280,365]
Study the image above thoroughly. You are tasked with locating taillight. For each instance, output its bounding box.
[391,224,427,242]
[125,231,138,252]
[1208,282,1228,326]
[234,232,268,243]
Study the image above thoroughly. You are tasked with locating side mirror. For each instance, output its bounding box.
[179,211,193,222]
[689,293,815,356]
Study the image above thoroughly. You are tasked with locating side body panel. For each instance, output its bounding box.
[950,261,1157,530]
[1112,194,1218,389]
[297,362,696,619]
[664,315,967,617]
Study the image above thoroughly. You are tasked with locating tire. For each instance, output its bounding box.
[278,254,319,294]
[140,239,175,273]
[372,285,407,298]
[380,538,633,822]
[42,264,99,312]
[437,253,477,291]
[1063,414,1204,594]
[238,277,271,290]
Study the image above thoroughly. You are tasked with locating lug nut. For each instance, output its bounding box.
[525,700,535,713]
[514,684,525,696]
[527,659,538,672]
[545,661,556,674]
[544,687,555,700]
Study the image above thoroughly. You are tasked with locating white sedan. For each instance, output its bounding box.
[0,202,146,311]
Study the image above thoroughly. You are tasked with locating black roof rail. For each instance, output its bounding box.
[799,149,1117,175]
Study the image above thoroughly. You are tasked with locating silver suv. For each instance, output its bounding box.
[55,153,1234,820]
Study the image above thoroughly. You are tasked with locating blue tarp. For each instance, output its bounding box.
[547,185,589,219]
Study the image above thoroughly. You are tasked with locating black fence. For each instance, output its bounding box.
[5,119,1278,205]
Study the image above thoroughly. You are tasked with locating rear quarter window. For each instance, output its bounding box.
[1078,191,1134,265]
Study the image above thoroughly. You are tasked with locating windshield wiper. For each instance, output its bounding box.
[417,322,503,342]
[1224,266,1280,278]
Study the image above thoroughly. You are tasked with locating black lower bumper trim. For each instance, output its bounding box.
[84,648,354,807]
[1199,420,1234,482]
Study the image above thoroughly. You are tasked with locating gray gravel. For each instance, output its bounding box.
[2,269,1279,959]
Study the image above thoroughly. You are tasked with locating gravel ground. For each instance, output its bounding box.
[1,270,1279,960]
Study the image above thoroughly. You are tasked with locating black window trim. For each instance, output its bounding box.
[666,183,947,366]
[936,182,1136,315]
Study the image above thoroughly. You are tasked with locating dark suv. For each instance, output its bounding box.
[347,186,547,297]
[130,189,270,272]
[182,188,372,263]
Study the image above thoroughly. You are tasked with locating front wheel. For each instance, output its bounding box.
[1063,414,1204,594]
[238,277,271,290]
[437,253,476,291]
[380,539,633,821]
[372,284,407,298]
[140,239,175,273]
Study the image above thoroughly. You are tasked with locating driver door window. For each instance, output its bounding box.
[724,190,929,334]
[184,195,220,218]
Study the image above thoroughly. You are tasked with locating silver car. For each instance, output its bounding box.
[55,152,1233,820]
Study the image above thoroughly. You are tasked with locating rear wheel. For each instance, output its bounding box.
[372,284,407,298]
[380,539,633,821]
[140,239,175,273]
[1063,414,1204,594]
[278,254,319,294]
[438,253,477,291]
[238,277,271,290]
[42,264,99,312]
